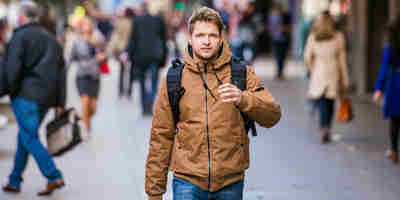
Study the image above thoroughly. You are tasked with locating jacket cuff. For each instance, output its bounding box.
[148,195,162,200]
[237,91,250,111]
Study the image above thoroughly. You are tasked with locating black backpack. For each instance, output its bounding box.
[166,58,257,136]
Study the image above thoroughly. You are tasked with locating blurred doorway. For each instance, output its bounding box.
[366,0,389,91]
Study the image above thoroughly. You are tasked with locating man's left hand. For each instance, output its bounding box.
[218,83,242,105]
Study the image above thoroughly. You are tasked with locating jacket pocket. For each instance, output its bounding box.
[170,133,186,172]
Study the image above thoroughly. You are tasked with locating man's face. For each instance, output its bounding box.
[189,21,222,61]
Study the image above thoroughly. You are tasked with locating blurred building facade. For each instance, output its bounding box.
[350,0,400,94]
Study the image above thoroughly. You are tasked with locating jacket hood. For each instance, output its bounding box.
[183,38,232,73]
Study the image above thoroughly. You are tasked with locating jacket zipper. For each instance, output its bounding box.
[204,64,211,191]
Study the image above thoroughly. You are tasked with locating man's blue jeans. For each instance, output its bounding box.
[173,177,244,200]
[9,98,62,189]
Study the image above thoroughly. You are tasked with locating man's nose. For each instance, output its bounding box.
[202,36,211,45]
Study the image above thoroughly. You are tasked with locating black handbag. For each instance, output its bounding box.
[46,108,82,157]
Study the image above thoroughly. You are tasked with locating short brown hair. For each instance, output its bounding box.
[188,7,225,35]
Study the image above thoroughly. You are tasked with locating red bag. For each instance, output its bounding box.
[99,59,110,75]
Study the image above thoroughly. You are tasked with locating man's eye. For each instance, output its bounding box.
[210,35,218,39]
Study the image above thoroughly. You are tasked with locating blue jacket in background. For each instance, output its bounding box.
[375,44,400,118]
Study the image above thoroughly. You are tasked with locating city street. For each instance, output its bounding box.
[0,57,399,200]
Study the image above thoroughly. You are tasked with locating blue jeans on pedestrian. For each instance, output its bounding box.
[173,177,244,200]
[9,98,62,189]
[139,63,160,112]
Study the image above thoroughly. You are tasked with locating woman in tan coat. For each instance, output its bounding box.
[304,13,350,144]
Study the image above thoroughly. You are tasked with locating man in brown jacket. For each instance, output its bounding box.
[145,7,281,200]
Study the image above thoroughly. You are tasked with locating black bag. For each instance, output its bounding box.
[46,108,82,157]
[166,57,257,136]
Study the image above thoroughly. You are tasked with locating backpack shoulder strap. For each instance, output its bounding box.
[230,57,258,136]
[230,57,247,91]
[167,59,185,128]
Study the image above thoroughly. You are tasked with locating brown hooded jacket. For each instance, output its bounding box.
[145,40,281,200]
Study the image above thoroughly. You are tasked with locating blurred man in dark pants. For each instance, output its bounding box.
[127,3,168,115]
[1,1,66,196]
[105,8,135,99]
[268,4,291,80]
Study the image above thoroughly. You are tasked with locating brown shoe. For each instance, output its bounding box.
[2,184,20,193]
[37,179,65,196]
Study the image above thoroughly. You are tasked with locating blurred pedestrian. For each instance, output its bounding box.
[67,17,105,137]
[168,3,185,58]
[229,3,243,58]
[105,7,134,99]
[304,13,349,144]
[1,1,66,195]
[218,0,231,37]
[83,0,113,40]
[126,2,168,115]
[238,2,257,63]
[145,7,281,200]
[228,3,241,42]
[39,5,56,35]
[268,4,291,80]
[373,17,400,164]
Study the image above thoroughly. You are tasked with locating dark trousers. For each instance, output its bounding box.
[119,60,134,98]
[390,117,400,152]
[119,60,127,96]
[138,63,160,113]
[319,98,335,129]
[272,40,289,78]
